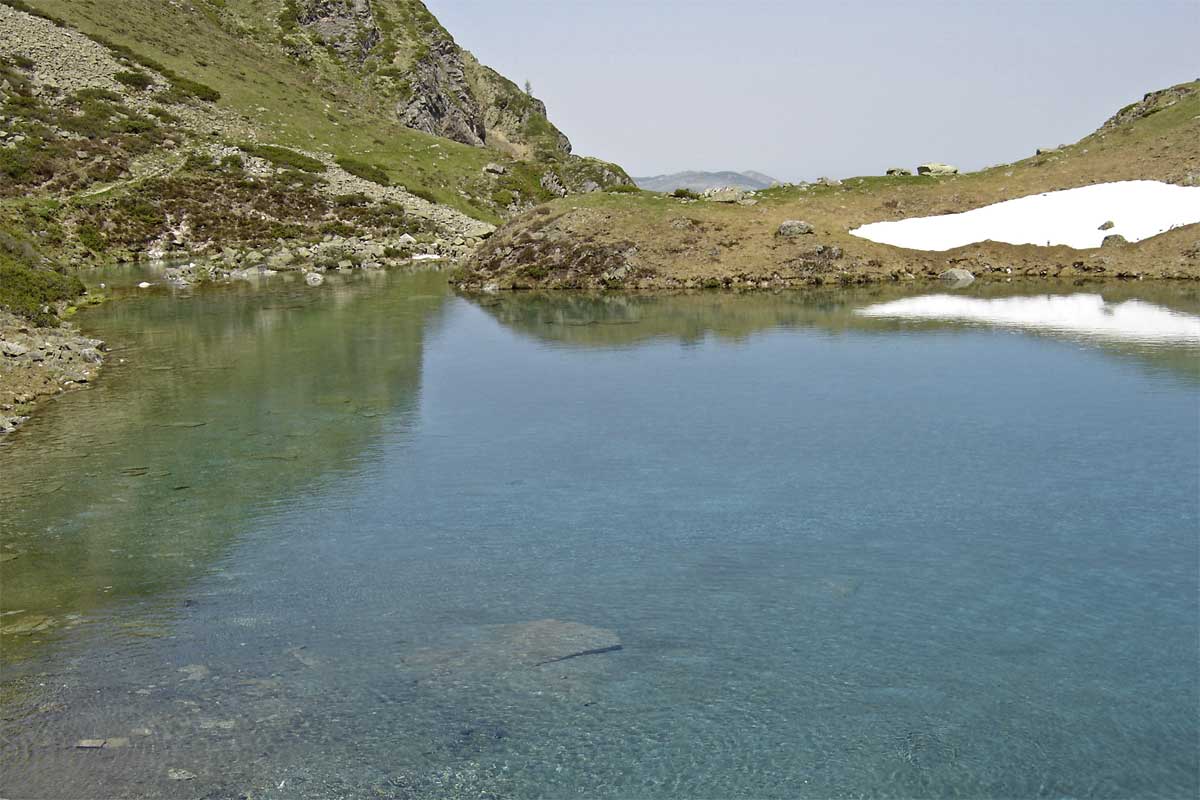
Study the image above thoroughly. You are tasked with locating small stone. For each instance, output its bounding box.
[167,768,197,781]
[137,282,152,289]
[777,220,814,237]
[76,739,106,749]
[178,664,210,681]
[483,162,507,175]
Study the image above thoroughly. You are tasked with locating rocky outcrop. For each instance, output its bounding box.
[1101,83,1198,131]
[276,1,627,193]
[0,310,105,436]
[291,0,381,63]
[918,163,959,176]
[397,37,488,146]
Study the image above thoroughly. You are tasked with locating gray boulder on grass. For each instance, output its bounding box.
[777,220,814,237]
[917,163,958,176]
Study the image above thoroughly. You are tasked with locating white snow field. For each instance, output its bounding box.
[850,180,1200,251]
[856,293,1200,345]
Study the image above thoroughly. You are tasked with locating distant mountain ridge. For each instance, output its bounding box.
[634,170,779,192]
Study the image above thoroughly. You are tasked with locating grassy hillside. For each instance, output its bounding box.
[462,82,1200,290]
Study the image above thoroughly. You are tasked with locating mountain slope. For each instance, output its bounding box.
[634,171,779,193]
[462,81,1200,290]
[5,0,630,220]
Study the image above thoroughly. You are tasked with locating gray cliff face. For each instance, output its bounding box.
[282,0,629,191]
[290,0,570,156]
[295,0,381,63]
[397,37,488,147]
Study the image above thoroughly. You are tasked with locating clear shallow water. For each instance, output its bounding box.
[1,273,1198,799]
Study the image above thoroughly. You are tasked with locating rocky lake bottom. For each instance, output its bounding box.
[1,270,1197,799]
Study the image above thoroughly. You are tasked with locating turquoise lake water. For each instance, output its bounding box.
[1,271,1198,798]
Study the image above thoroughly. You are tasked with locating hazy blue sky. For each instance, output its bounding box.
[425,0,1198,182]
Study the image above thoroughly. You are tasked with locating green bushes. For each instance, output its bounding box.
[608,184,640,194]
[671,188,701,200]
[76,223,105,252]
[114,70,154,89]
[240,143,326,173]
[491,189,516,207]
[0,264,84,327]
[336,157,391,186]
[334,193,371,207]
[165,76,220,103]
[408,186,437,203]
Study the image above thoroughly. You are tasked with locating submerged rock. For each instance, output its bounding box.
[305,272,325,287]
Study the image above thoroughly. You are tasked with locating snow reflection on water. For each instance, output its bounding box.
[857,293,1200,345]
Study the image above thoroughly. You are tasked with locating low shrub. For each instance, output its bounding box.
[671,188,701,200]
[334,192,371,207]
[114,70,153,89]
[240,143,325,173]
[0,264,84,327]
[336,157,391,186]
[608,184,640,194]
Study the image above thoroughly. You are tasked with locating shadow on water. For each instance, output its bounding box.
[0,269,450,661]
[468,281,1200,382]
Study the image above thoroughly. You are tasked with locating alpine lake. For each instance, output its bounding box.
[1,266,1197,799]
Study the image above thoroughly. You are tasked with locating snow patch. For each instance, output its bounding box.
[851,181,1200,251]
[857,293,1200,345]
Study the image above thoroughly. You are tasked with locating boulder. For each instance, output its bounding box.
[939,268,975,285]
[886,167,913,176]
[917,163,958,176]
[703,187,746,203]
[540,171,567,197]
[1102,234,1128,247]
[816,176,843,187]
[777,220,814,237]
[1098,220,1115,231]
[483,163,507,175]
